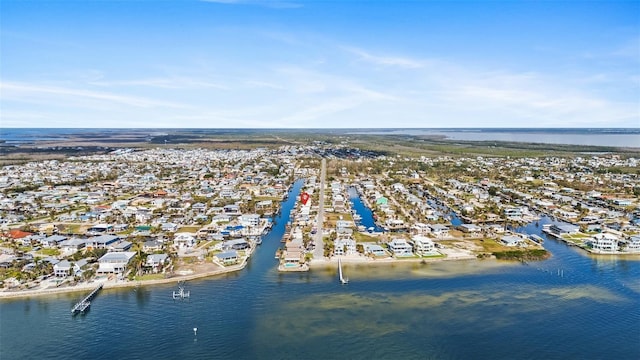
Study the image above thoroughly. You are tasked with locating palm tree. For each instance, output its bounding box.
[131,242,146,277]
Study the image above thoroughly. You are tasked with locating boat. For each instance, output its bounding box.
[338,258,348,284]
[529,234,544,244]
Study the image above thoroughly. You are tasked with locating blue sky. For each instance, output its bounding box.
[1,0,638,128]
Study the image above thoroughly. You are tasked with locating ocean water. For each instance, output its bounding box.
[1,128,639,148]
[359,128,640,148]
[1,181,639,359]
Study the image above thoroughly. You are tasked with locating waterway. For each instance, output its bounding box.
[347,186,385,232]
[1,179,639,359]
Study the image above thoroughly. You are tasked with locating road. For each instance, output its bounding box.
[313,158,326,260]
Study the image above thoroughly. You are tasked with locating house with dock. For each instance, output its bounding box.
[97,252,135,274]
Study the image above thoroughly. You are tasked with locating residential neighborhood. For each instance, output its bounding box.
[1,144,639,293]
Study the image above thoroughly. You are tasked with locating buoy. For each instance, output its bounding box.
[193,327,198,335]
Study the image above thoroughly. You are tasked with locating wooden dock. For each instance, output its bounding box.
[338,258,348,284]
[71,283,103,315]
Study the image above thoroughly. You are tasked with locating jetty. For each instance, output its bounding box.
[338,258,348,284]
[71,283,103,315]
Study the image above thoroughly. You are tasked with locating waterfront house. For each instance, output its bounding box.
[548,224,580,237]
[283,238,304,264]
[387,238,413,257]
[363,244,387,257]
[500,235,524,247]
[623,236,640,253]
[588,233,619,253]
[53,260,73,277]
[145,253,169,273]
[223,238,250,250]
[240,214,261,228]
[215,250,239,265]
[97,252,135,274]
[412,235,437,256]
[53,259,87,277]
[334,238,357,256]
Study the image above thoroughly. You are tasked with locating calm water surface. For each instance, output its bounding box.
[1,180,639,359]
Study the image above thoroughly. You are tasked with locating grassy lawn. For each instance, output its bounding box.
[177,226,201,233]
[395,255,421,260]
[421,253,446,259]
[353,232,379,243]
[134,273,165,281]
[37,248,61,256]
[564,233,590,239]
[465,238,510,253]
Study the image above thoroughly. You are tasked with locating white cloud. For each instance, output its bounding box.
[89,76,227,90]
[0,81,188,109]
[343,47,425,69]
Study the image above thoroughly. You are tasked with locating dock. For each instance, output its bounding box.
[172,282,190,300]
[338,258,348,284]
[71,283,103,315]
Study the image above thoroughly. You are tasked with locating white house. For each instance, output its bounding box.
[588,233,619,253]
[59,238,86,255]
[387,238,413,257]
[429,224,450,238]
[334,238,357,256]
[623,236,640,253]
[86,234,119,249]
[97,252,135,274]
[364,244,387,257]
[54,259,87,277]
[412,235,437,256]
[500,235,524,247]
[173,233,196,248]
[215,250,239,265]
[240,214,261,227]
[145,253,169,273]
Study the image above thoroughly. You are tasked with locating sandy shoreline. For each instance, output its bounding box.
[1,254,502,300]
[309,253,478,268]
[0,258,248,300]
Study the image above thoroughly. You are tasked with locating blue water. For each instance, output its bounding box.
[358,128,640,148]
[2,128,639,148]
[347,187,385,232]
[1,180,639,359]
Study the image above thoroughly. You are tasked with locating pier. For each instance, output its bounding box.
[338,258,348,284]
[71,283,103,315]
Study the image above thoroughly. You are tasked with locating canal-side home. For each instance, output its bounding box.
[215,251,239,265]
[588,233,619,253]
[623,236,640,253]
